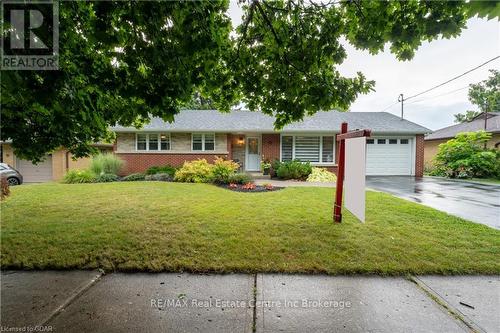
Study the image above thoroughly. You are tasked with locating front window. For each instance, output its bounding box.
[137,134,147,150]
[160,134,170,150]
[192,133,215,151]
[136,133,170,151]
[149,135,159,150]
[281,135,335,163]
[295,136,320,162]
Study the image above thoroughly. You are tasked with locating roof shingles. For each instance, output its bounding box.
[425,113,500,141]
[111,110,430,134]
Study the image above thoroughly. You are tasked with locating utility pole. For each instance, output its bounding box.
[484,102,489,149]
[398,94,404,120]
[484,102,489,131]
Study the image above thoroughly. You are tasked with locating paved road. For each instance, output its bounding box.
[2,271,498,332]
[367,176,500,229]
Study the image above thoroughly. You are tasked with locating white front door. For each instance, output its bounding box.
[246,136,261,171]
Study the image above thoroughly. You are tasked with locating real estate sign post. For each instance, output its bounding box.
[344,136,367,222]
[334,122,371,223]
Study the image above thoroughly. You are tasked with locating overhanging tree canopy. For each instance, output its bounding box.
[2,0,499,161]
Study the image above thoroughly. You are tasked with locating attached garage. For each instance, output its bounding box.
[16,155,53,182]
[366,137,414,176]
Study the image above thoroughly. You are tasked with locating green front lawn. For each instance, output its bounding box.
[1,182,499,275]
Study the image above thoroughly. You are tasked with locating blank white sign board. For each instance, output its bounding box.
[344,136,366,223]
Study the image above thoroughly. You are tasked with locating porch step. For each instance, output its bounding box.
[247,172,272,180]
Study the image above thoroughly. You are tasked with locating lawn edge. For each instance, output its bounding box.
[2,266,500,276]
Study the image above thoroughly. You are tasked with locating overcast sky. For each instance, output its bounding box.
[228,3,499,130]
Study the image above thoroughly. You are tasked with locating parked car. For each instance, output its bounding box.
[0,163,23,185]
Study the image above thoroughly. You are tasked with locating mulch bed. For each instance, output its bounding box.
[218,184,284,192]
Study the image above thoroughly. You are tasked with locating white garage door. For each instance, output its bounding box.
[16,155,53,182]
[366,138,413,175]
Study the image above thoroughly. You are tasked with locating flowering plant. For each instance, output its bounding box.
[241,182,256,190]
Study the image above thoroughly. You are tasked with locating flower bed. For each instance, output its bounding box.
[219,183,283,193]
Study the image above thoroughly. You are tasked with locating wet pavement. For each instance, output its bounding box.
[366,176,500,229]
[2,270,499,333]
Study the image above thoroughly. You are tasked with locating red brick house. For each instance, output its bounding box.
[112,110,429,177]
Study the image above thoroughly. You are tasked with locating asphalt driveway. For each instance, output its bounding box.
[366,176,500,229]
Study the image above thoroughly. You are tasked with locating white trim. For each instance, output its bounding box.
[136,133,171,152]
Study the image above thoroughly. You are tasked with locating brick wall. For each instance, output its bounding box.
[415,134,424,177]
[116,153,228,175]
[261,134,280,162]
[321,165,338,174]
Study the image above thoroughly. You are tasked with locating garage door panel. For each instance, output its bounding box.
[16,155,53,182]
[366,138,413,176]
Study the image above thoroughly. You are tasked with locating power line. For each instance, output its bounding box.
[405,85,470,105]
[404,55,499,101]
[377,101,399,112]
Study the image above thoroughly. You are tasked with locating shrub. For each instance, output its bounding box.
[174,159,215,183]
[145,165,177,176]
[276,160,312,180]
[1,177,10,200]
[306,167,337,182]
[227,173,253,184]
[89,154,124,176]
[122,173,146,181]
[271,159,282,176]
[95,173,119,183]
[434,131,500,179]
[63,170,96,183]
[262,183,274,190]
[212,157,240,184]
[145,173,172,182]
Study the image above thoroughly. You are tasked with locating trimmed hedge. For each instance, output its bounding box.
[275,160,312,180]
[145,165,177,176]
[122,173,146,181]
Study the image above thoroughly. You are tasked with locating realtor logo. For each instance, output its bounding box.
[1,0,59,70]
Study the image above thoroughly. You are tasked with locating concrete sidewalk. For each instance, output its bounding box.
[1,271,498,333]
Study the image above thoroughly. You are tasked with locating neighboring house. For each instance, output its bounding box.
[424,112,500,167]
[0,144,113,182]
[112,110,429,177]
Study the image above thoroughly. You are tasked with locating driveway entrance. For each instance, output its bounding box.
[366,176,500,229]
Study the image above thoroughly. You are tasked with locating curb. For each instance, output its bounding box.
[409,276,486,333]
